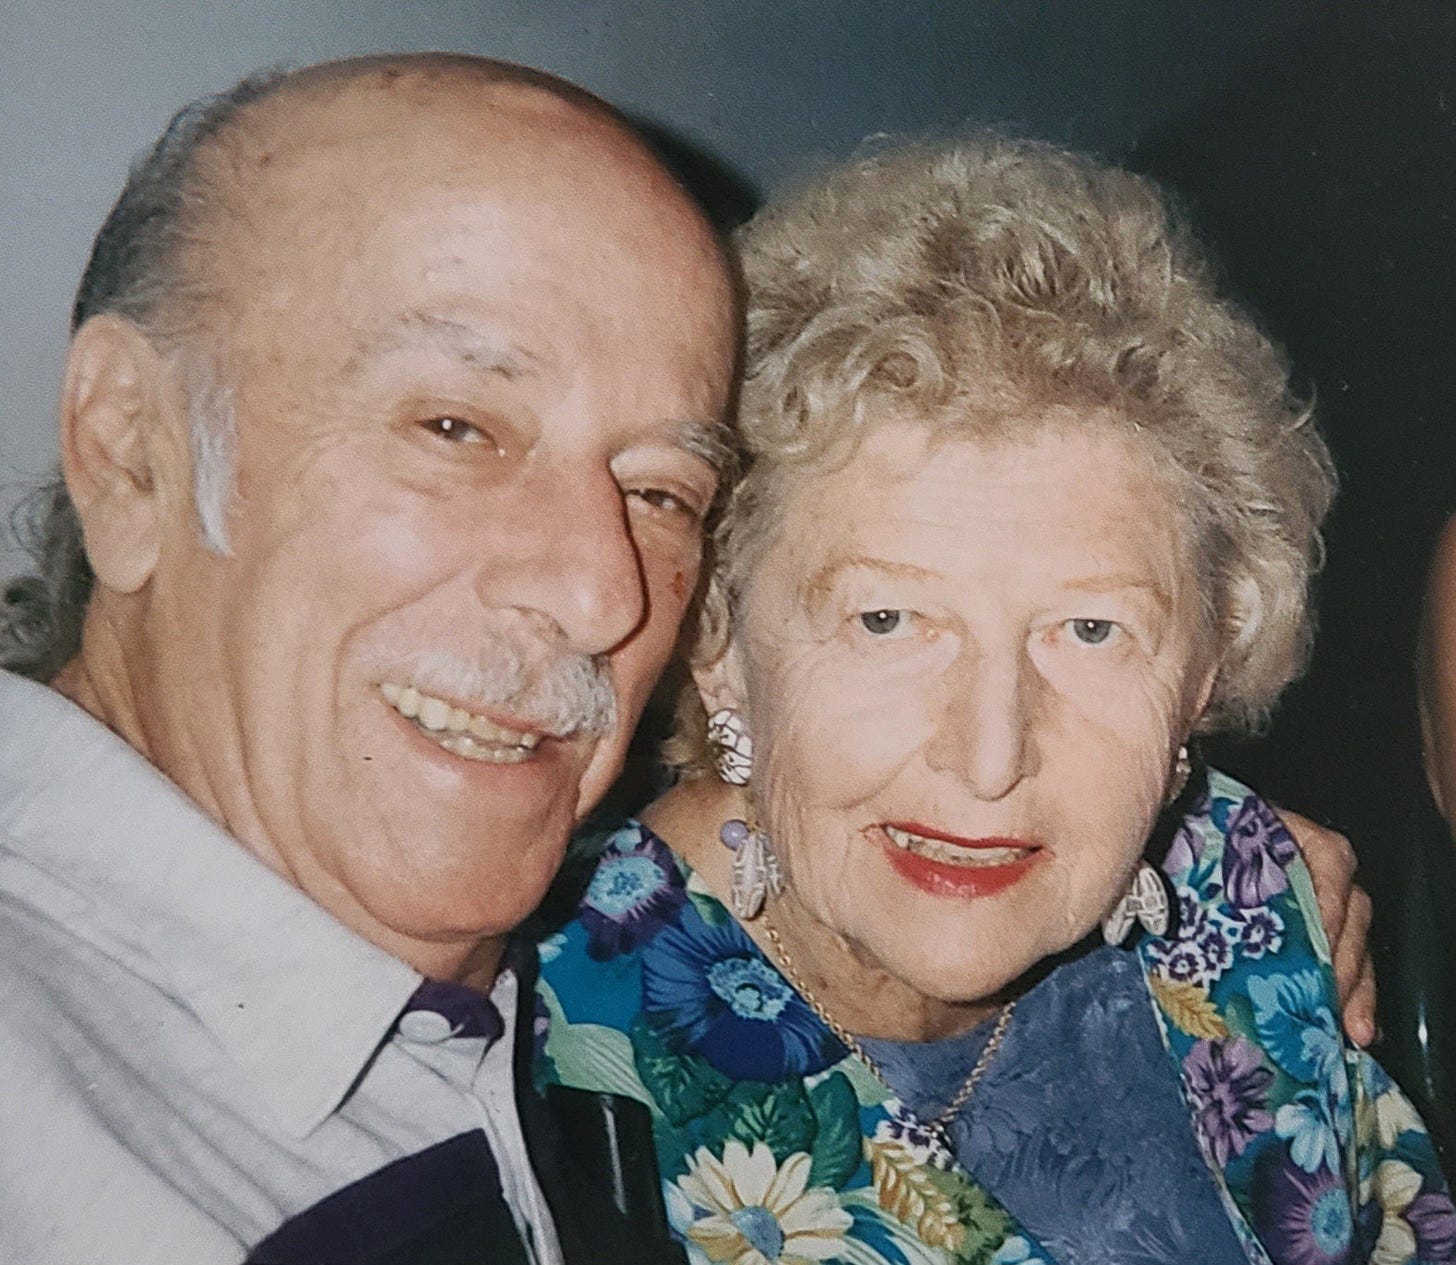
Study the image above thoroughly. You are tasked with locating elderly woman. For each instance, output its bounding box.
[534,135,1454,1265]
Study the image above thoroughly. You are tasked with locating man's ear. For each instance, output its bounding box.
[691,637,749,721]
[59,316,180,595]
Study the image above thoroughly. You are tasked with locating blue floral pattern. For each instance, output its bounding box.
[1140,770,1456,1265]
[537,830,1045,1265]
[640,900,844,1082]
[578,823,688,960]
[536,774,1454,1264]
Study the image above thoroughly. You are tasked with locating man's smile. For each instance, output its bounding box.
[380,679,545,763]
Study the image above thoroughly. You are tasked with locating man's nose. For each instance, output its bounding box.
[923,644,1039,800]
[479,468,646,657]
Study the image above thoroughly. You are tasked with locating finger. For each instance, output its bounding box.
[1278,808,1357,944]
[1342,955,1378,1048]
[1333,885,1374,1015]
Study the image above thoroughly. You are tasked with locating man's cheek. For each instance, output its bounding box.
[340,509,466,591]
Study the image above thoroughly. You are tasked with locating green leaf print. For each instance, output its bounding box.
[713,1079,817,1164]
[807,1071,862,1188]
[923,1168,1015,1265]
[630,1013,732,1126]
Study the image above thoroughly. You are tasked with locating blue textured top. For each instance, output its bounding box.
[860,943,1249,1264]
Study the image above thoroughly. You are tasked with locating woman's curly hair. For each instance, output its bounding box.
[668,132,1335,774]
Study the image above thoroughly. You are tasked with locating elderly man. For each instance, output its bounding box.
[0,54,733,1264]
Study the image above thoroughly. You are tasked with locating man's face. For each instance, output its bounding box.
[139,79,735,970]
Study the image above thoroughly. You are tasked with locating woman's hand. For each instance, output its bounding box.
[1277,808,1376,1046]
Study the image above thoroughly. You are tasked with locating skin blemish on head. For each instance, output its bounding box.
[671,570,689,600]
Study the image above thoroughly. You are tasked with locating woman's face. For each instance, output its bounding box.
[704,419,1218,1004]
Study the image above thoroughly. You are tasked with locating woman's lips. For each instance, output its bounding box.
[873,823,1041,898]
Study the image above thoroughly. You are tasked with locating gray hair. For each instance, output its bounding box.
[0,69,284,680]
[668,133,1336,773]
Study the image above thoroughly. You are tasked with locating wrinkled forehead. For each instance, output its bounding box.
[176,75,735,410]
[187,71,732,327]
[750,411,1207,597]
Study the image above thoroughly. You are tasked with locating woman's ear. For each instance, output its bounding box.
[1190,657,1220,728]
[58,316,178,595]
[692,637,750,720]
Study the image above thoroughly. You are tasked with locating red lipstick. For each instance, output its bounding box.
[874,823,1041,899]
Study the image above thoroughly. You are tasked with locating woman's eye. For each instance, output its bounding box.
[1068,617,1117,646]
[858,609,909,637]
[419,416,488,444]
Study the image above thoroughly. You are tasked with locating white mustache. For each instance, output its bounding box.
[371,643,618,738]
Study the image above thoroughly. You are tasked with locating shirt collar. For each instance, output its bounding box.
[0,670,435,1137]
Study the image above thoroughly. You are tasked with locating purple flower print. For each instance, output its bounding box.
[1163,817,1207,878]
[1146,893,1241,987]
[1253,1148,1354,1265]
[1222,795,1298,909]
[1149,938,1210,985]
[1408,1191,1456,1261]
[1183,1036,1275,1167]
[1234,906,1285,959]
[578,826,686,960]
[1195,919,1236,977]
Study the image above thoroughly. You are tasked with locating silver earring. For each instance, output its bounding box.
[719,817,783,920]
[707,707,753,786]
[1102,861,1172,945]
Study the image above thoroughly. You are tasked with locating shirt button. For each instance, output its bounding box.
[398,1009,456,1043]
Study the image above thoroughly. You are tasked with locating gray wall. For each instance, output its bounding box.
[1,0,1307,576]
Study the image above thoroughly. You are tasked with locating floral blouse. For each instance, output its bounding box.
[534,772,1454,1265]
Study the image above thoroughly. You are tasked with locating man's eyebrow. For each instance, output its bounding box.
[370,312,540,379]
[671,418,737,478]
[801,555,940,610]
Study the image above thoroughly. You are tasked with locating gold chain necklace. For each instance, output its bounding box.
[761,916,1016,1135]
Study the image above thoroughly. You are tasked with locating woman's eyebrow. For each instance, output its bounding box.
[1060,575,1174,611]
[801,555,941,612]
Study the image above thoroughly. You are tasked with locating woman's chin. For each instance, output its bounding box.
[872,924,1092,1017]
[880,953,1026,1014]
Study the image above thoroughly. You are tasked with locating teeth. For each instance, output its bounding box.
[418,695,451,731]
[378,681,544,757]
[883,825,1030,867]
[440,733,534,764]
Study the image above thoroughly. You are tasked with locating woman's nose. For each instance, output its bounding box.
[924,646,1039,800]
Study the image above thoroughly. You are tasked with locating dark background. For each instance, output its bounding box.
[1131,0,1456,1161]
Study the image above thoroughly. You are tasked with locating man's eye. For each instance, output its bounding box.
[1068,618,1117,645]
[630,487,703,520]
[419,416,487,444]
[858,609,909,636]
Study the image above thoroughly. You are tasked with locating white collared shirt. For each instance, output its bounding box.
[0,669,563,1265]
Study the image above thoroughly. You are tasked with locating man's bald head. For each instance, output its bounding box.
[75,53,709,349]
[9,54,733,683]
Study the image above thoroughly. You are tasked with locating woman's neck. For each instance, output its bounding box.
[640,777,1006,1043]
